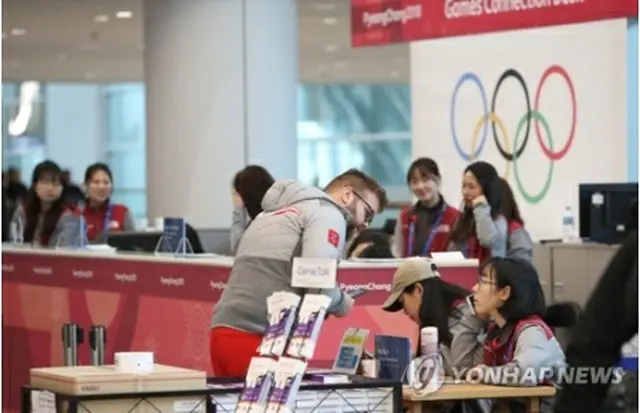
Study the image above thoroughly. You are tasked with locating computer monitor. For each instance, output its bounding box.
[579,183,638,244]
[107,224,205,253]
[107,231,163,252]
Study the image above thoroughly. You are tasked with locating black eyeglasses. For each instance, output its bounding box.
[353,190,375,224]
[476,276,496,286]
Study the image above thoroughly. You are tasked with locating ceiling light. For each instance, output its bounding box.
[323,17,338,25]
[10,28,27,36]
[94,15,109,23]
[324,44,338,53]
[116,10,133,19]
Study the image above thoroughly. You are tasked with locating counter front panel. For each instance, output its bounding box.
[1,249,478,413]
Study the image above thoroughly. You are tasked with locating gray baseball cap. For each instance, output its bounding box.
[381,259,441,312]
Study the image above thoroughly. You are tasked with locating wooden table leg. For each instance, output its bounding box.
[526,397,541,413]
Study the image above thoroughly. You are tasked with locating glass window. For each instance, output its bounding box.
[102,83,147,218]
[2,82,47,177]
[297,83,412,200]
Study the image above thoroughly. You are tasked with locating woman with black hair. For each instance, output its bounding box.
[499,178,533,261]
[451,258,565,411]
[78,163,135,243]
[449,161,529,262]
[230,165,275,254]
[394,158,460,258]
[10,160,77,247]
[381,259,471,373]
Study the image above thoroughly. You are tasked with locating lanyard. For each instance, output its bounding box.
[82,203,113,236]
[407,205,446,257]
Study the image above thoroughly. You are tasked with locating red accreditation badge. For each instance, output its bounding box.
[327,229,340,248]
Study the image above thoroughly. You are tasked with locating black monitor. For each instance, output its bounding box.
[579,183,638,244]
[107,224,205,253]
[107,231,163,252]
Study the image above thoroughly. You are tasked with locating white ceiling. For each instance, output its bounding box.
[2,0,409,83]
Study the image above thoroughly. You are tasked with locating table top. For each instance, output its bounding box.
[2,244,479,269]
[403,383,556,402]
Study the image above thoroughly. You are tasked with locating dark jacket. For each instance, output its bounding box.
[554,230,638,413]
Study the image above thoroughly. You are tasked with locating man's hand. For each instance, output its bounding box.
[231,190,244,208]
[333,294,354,318]
[472,195,488,207]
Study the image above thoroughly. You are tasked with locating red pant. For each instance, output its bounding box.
[209,327,263,377]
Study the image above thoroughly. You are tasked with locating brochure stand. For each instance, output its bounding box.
[154,217,194,255]
[54,215,88,249]
[154,236,194,255]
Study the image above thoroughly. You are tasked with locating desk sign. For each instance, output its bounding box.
[162,217,187,254]
[332,328,369,374]
[291,258,337,289]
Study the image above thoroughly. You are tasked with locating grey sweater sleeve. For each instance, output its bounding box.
[507,228,534,262]
[392,214,404,258]
[472,204,508,257]
[230,206,249,255]
[450,311,486,369]
[300,205,353,317]
[123,208,136,231]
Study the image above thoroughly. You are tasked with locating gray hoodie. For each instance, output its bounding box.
[210,180,353,333]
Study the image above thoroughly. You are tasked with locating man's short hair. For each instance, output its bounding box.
[324,168,388,212]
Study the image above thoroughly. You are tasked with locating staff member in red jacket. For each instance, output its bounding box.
[80,163,134,243]
[393,158,459,257]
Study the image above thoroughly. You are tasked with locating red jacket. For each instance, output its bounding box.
[399,202,459,257]
[483,315,553,367]
[466,220,523,263]
[75,202,130,241]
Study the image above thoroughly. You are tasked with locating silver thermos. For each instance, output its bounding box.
[89,325,107,366]
[61,323,84,366]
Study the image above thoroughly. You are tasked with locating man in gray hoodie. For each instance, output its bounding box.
[209,169,387,376]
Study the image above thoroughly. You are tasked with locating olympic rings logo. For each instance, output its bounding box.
[450,65,577,204]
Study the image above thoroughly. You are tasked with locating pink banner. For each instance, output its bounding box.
[2,251,477,413]
[351,0,637,47]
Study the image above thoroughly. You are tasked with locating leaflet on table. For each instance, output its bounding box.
[258,292,301,357]
[332,328,369,375]
[375,335,412,384]
[291,258,337,289]
[286,294,331,359]
[265,357,307,413]
[235,357,277,413]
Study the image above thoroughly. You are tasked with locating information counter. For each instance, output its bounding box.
[1,247,478,413]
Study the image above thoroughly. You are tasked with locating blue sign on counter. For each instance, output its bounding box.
[162,217,187,254]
